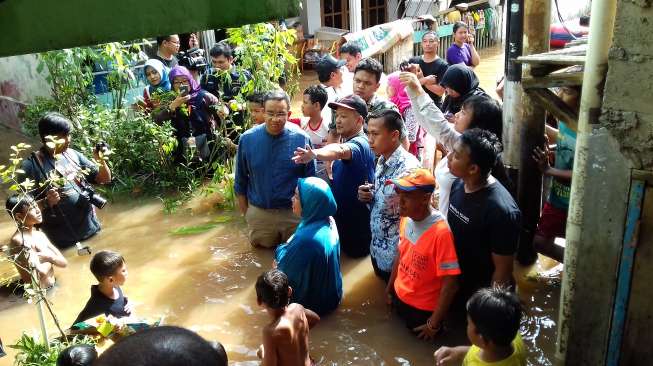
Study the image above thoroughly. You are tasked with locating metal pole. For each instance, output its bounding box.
[501,0,523,190]
[556,0,618,362]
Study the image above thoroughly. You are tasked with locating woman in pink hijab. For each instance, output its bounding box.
[387,72,425,159]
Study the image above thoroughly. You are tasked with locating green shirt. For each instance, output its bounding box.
[548,122,576,210]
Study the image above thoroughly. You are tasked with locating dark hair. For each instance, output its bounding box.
[579,15,590,26]
[263,90,291,111]
[354,58,383,83]
[209,341,228,365]
[462,96,503,141]
[246,92,266,105]
[38,112,71,140]
[209,42,233,59]
[453,21,469,34]
[459,128,502,178]
[5,194,35,219]
[421,31,438,41]
[367,109,406,139]
[304,85,328,110]
[156,35,175,47]
[317,66,337,83]
[467,287,523,347]
[57,344,97,366]
[255,269,290,309]
[90,250,125,280]
[340,42,362,56]
[291,22,303,30]
[94,326,227,366]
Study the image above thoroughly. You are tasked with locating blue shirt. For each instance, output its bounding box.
[370,146,420,272]
[234,123,315,209]
[331,133,375,257]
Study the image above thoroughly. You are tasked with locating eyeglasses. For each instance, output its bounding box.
[265,112,288,119]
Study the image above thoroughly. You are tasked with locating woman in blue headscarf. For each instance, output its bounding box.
[142,59,171,111]
[275,177,343,316]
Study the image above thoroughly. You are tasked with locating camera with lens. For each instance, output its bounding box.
[79,181,107,209]
[178,47,208,72]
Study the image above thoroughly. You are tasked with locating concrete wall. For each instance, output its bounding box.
[0,54,51,131]
[562,0,653,364]
[304,0,323,34]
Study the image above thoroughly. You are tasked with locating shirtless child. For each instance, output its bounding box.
[255,269,320,366]
[5,194,67,289]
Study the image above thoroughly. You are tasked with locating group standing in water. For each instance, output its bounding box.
[3,26,581,365]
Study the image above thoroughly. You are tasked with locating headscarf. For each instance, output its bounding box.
[275,177,342,316]
[387,72,412,115]
[144,59,171,94]
[296,176,337,229]
[168,66,201,98]
[439,64,488,114]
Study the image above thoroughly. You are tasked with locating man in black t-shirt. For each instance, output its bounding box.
[153,35,180,69]
[409,31,449,108]
[446,129,520,308]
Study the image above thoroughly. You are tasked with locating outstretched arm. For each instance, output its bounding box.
[292,143,352,164]
[399,72,460,152]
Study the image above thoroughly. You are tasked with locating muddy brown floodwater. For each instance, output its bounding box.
[0,198,560,366]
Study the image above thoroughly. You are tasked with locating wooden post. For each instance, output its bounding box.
[511,0,551,265]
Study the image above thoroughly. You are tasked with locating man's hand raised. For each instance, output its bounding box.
[292,145,316,165]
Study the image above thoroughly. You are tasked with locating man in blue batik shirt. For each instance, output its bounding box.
[235,90,315,248]
[357,109,420,282]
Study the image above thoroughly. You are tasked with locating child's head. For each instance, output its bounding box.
[301,85,328,118]
[557,86,581,112]
[247,92,267,125]
[94,326,227,366]
[255,269,291,309]
[90,250,127,286]
[56,344,97,366]
[466,287,523,349]
[457,96,503,140]
[5,194,41,228]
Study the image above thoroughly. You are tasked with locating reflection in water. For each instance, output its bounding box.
[0,199,560,365]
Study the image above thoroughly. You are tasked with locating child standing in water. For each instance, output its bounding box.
[73,250,132,326]
[433,286,526,366]
[255,269,320,366]
[5,194,68,289]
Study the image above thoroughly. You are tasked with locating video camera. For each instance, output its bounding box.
[178,47,208,72]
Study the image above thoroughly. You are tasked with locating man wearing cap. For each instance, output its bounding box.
[315,54,346,129]
[293,95,375,258]
[385,168,460,340]
[235,90,316,249]
[358,109,420,282]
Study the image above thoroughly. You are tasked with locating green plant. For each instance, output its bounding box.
[10,333,94,366]
[227,22,300,97]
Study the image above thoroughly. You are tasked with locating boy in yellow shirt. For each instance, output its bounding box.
[434,287,526,366]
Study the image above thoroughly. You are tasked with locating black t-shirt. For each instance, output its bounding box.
[152,54,178,69]
[410,56,449,107]
[73,285,130,326]
[447,179,521,301]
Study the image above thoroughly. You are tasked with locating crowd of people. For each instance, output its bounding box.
[3,21,581,365]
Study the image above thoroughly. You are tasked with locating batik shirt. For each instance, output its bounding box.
[369,146,420,272]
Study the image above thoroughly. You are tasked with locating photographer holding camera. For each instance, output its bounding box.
[19,112,112,249]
